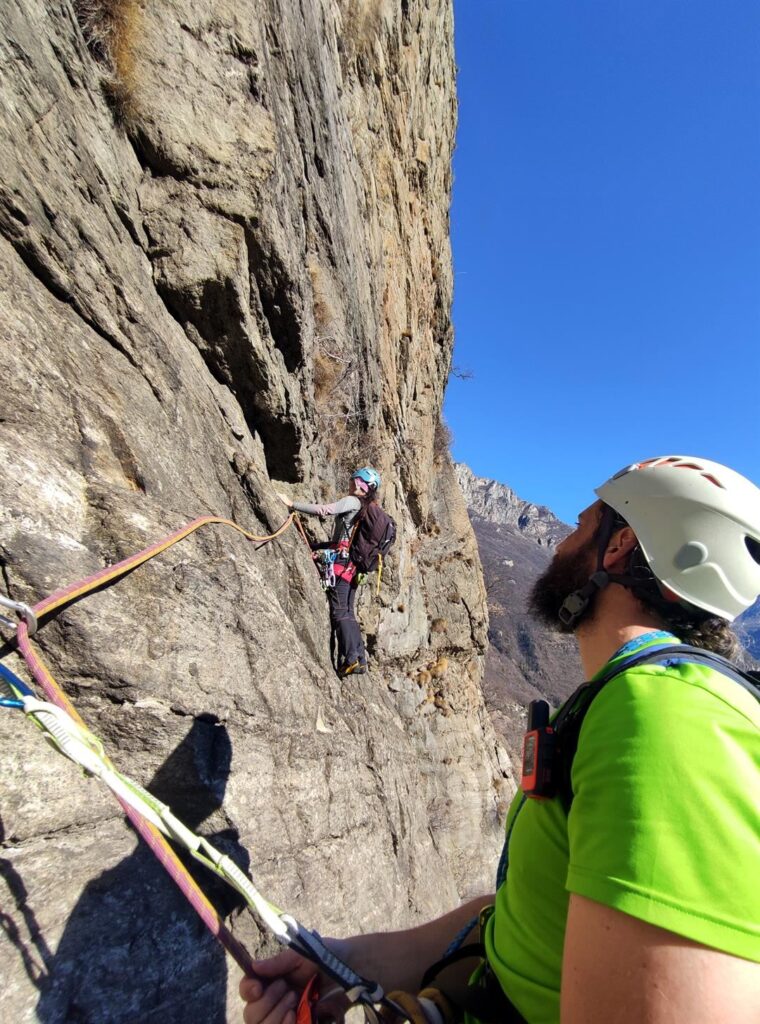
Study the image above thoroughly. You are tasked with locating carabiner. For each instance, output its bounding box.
[0,595,38,636]
[0,661,35,698]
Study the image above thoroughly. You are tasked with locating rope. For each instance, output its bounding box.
[31,514,296,627]
[292,513,326,586]
[1,663,393,1013]
[1,672,289,934]
[15,611,257,971]
[1,670,394,1015]
[2,510,399,1017]
[7,512,298,975]
[292,512,315,555]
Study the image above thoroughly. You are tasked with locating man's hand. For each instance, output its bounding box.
[240,950,317,1024]
[240,949,348,1024]
[239,897,493,1024]
[277,492,294,509]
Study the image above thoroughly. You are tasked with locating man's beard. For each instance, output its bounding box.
[529,541,597,633]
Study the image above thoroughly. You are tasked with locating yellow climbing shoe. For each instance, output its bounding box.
[340,661,367,677]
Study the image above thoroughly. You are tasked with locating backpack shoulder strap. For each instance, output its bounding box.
[555,644,760,812]
[631,644,760,701]
[344,502,366,546]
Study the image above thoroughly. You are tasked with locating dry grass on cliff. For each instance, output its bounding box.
[307,263,386,481]
[309,263,335,334]
[73,0,141,122]
[434,417,453,464]
[310,263,350,404]
[312,347,367,474]
[328,423,382,482]
[313,349,344,403]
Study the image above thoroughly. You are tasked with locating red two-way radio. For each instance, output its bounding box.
[521,699,556,799]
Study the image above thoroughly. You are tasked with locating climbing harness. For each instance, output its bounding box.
[417,800,530,1024]
[417,903,527,1023]
[378,987,458,1024]
[0,512,406,1023]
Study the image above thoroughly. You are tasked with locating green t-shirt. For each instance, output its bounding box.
[481,634,760,1024]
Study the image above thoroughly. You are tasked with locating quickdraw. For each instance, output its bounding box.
[0,513,408,1023]
[313,548,338,589]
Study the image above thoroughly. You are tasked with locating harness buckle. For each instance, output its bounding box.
[0,595,38,636]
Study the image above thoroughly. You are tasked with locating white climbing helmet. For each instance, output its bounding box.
[595,456,760,621]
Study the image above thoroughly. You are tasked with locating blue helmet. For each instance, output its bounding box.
[352,466,381,491]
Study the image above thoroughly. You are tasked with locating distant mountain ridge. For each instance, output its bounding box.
[454,464,568,547]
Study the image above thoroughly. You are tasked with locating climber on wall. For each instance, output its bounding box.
[278,467,384,678]
[248,455,760,1023]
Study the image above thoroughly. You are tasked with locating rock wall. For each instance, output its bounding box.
[0,3,512,1021]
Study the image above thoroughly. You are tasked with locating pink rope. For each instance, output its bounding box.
[6,511,301,978]
[8,513,307,975]
[15,619,257,974]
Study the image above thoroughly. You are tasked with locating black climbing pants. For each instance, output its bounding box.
[327,575,366,670]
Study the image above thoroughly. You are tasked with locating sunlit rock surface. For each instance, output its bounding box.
[0,3,512,1020]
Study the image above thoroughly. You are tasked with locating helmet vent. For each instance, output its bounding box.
[746,537,760,566]
[700,473,725,488]
[659,460,725,487]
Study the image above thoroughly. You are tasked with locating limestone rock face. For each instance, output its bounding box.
[0,4,510,1021]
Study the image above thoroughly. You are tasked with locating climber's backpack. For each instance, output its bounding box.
[349,502,396,573]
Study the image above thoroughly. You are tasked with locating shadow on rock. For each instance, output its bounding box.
[0,813,55,994]
[35,715,248,1024]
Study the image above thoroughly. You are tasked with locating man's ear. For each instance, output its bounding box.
[602,526,639,573]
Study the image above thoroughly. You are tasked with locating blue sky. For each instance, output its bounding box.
[445,0,760,524]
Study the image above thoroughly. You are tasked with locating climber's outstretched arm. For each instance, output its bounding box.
[240,895,492,1024]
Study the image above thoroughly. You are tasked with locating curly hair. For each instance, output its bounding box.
[633,585,740,659]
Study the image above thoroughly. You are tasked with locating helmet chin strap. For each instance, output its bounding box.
[558,506,650,628]
[558,569,610,627]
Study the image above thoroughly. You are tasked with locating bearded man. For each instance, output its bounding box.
[241,456,760,1024]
